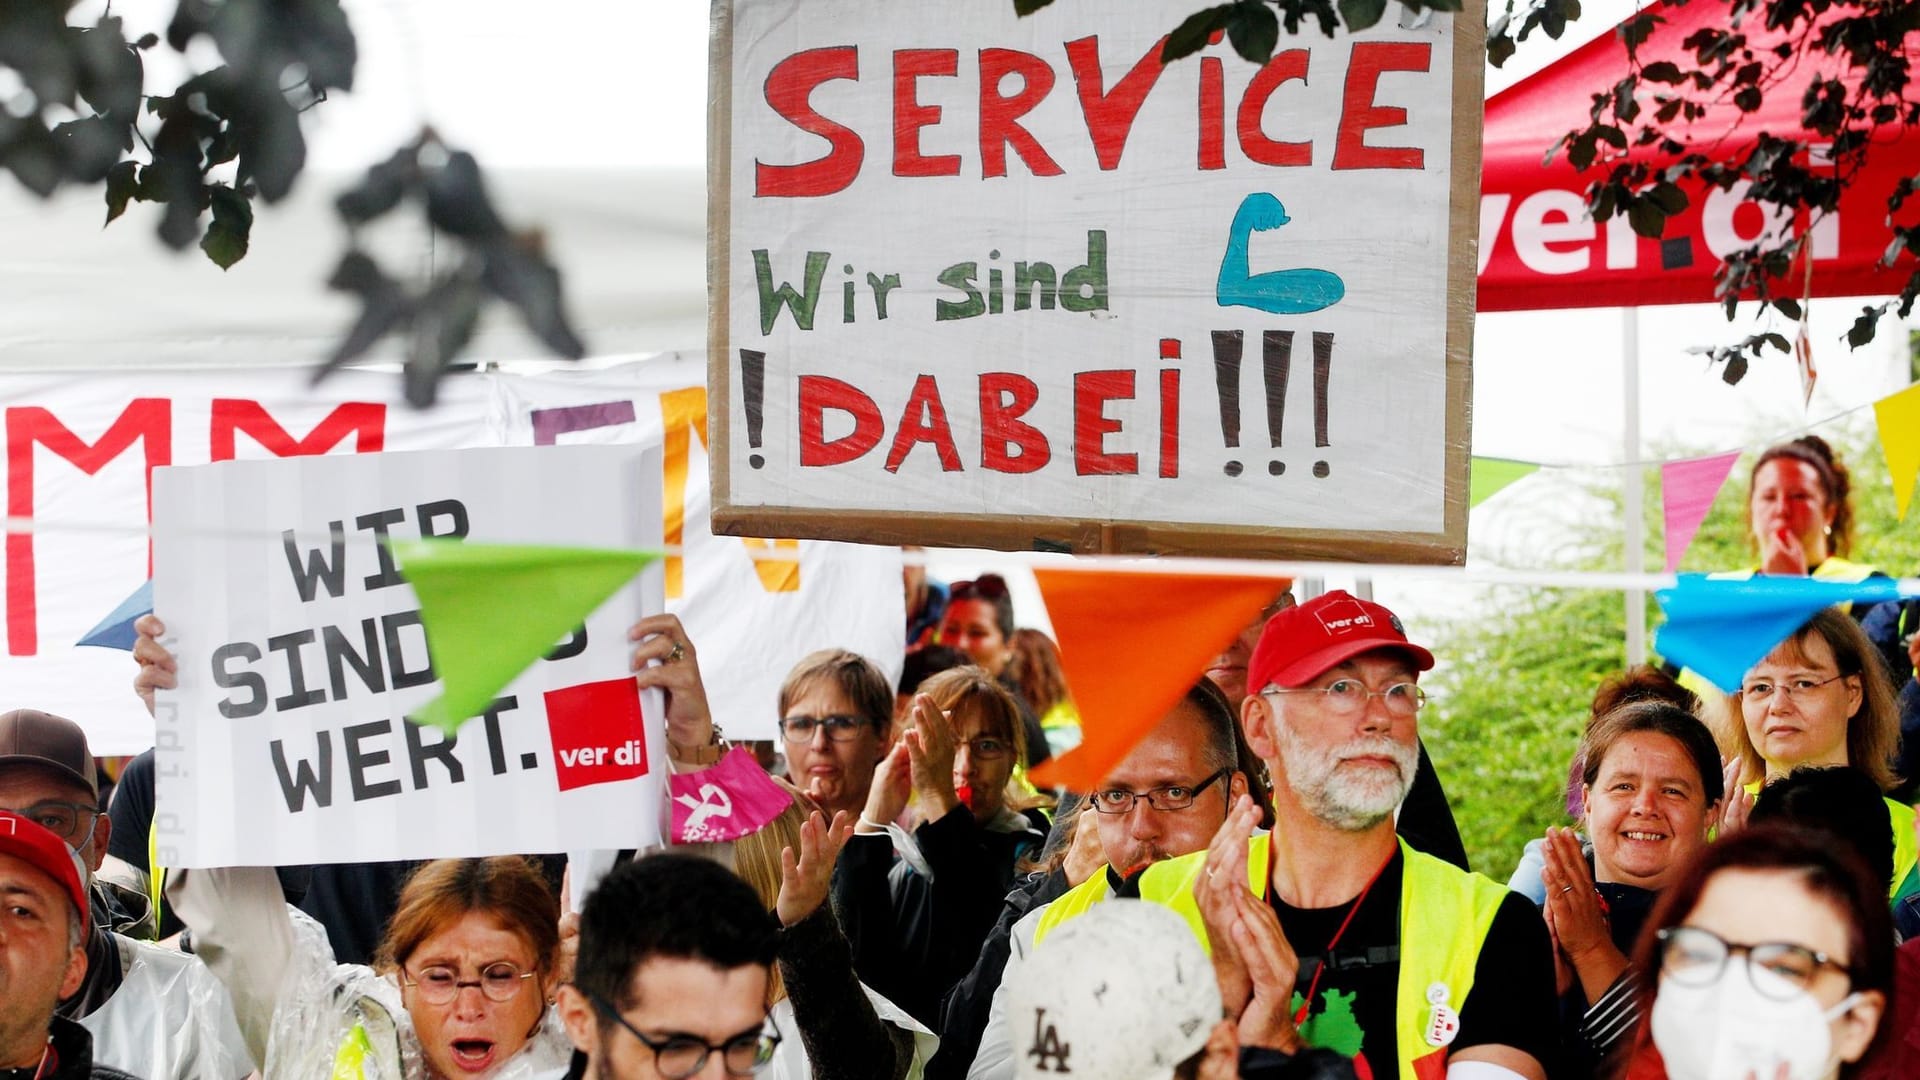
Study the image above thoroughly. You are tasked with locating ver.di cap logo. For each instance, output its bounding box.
[1313,598,1376,636]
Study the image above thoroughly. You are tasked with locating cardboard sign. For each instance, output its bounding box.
[151,446,666,867]
[711,0,1480,561]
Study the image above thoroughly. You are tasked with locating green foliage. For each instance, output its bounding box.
[1420,422,1920,879]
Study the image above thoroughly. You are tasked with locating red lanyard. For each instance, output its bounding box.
[1292,853,1395,1026]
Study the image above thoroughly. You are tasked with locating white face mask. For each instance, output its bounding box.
[1651,960,1862,1080]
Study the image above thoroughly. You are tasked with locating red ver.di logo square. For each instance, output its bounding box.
[544,678,650,792]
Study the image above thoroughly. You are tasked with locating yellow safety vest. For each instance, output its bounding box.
[1137,835,1510,1080]
[1031,871,1118,946]
[1711,556,1880,611]
[146,820,166,942]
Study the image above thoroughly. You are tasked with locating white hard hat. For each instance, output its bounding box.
[1006,900,1222,1080]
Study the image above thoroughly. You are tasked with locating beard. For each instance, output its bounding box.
[1272,725,1418,831]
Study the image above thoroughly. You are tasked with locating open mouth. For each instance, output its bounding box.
[1621,831,1668,843]
[448,1039,497,1072]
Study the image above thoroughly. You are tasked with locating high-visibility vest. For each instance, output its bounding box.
[1137,835,1510,1080]
[1711,556,1880,611]
[1031,871,1117,946]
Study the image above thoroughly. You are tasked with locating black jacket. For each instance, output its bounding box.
[832,807,1045,1028]
[37,1016,143,1080]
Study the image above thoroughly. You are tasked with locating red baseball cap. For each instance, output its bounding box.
[1246,590,1434,691]
[0,810,89,927]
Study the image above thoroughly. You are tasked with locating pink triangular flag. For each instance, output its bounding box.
[1663,451,1743,572]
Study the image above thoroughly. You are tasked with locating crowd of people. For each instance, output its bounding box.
[0,432,1917,1080]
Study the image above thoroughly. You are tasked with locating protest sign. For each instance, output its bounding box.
[711,0,1480,561]
[0,358,899,753]
[151,445,666,867]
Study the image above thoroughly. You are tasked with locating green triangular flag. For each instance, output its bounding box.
[394,539,664,735]
[1469,456,1541,508]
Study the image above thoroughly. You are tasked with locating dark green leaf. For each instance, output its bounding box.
[1594,124,1627,149]
[199,184,253,269]
[424,150,507,240]
[1163,5,1232,62]
[1647,181,1688,214]
[1014,0,1057,12]
[1228,2,1280,61]
[1618,11,1662,49]
[1487,31,1516,67]
[1772,297,1803,320]
[337,146,414,224]
[1759,332,1790,353]
[1733,85,1762,112]
[1337,0,1389,33]
[1722,354,1748,384]
[1640,60,1684,84]
[103,160,138,224]
[482,237,587,360]
[1847,308,1878,348]
[1627,198,1666,237]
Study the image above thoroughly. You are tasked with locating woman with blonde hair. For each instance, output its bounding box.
[1727,608,1914,901]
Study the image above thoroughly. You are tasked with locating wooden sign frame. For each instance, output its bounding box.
[708,0,1482,563]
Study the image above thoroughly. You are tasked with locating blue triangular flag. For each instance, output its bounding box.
[1654,574,1909,693]
[76,580,152,651]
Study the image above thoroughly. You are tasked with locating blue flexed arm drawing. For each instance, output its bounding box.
[1216,193,1345,315]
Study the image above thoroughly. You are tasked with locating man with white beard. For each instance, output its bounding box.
[1137,591,1560,1080]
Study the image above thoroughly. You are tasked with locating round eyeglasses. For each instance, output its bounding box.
[1264,679,1427,717]
[1739,672,1850,707]
[400,962,537,1005]
[1657,926,1852,1000]
[591,994,780,1078]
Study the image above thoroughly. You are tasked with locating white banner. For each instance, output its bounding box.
[715,0,1473,555]
[0,359,902,755]
[152,446,666,867]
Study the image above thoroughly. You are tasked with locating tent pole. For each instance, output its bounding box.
[1623,307,1647,665]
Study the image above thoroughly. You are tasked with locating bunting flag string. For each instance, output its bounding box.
[1660,451,1743,572]
[1874,382,1920,521]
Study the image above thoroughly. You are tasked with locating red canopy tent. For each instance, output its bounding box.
[1477,0,1918,312]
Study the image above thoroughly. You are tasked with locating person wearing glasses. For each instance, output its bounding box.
[554,853,783,1080]
[955,679,1251,1080]
[1726,608,1915,901]
[169,854,570,1077]
[0,709,250,1079]
[936,576,1050,769]
[1138,591,1560,1080]
[1622,824,1890,1080]
[1530,702,1723,1078]
[834,667,1047,1029]
[775,650,896,826]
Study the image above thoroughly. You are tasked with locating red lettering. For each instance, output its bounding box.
[756,47,866,198]
[1199,56,1225,171]
[978,49,1063,179]
[884,375,963,473]
[209,400,385,460]
[1073,371,1137,476]
[979,373,1051,474]
[1237,50,1312,167]
[893,49,961,178]
[1065,36,1168,172]
[6,399,172,656]
[797,376,884,466]
[1159,368,1180,479]
[1333,42,1430,171]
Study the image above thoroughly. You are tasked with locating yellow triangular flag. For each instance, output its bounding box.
[1874,383,1920,521]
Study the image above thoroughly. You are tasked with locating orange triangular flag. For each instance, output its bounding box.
[1027,568,1285,793]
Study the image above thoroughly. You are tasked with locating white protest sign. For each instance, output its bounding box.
[492,357,905,740]
[713,0,1479,561]
[151,445,665,867]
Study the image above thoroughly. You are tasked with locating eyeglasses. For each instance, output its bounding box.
[1089,768,1230,815]
[1264,680,1427,717]
[0,800,100,847]
[960,736,1012,761]
[778,714,872,743]
[399,962,537,1005]
[1739,672,1850,706]
[590,994,780,1078]
[1657,926,1852,1000]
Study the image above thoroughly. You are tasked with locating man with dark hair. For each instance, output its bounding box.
[554,853,783,1080]
[956,680,1251,1079]
[0,810,137,1079]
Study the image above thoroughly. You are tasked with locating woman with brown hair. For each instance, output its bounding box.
[171,855,571,1078]
[833,666,1049,1029]
[1725,608,1915,900]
